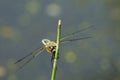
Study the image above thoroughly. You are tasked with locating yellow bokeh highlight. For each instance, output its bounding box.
[0,26,20,41]
[111,8,120,20]
[0,26,16,39]
[64,51,77,63]
[25,0,40,15]
[0,66,6,77]
[6,60,18,73]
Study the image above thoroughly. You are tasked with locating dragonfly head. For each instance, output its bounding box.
[42,39,51,45]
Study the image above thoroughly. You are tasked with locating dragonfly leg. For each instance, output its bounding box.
[50,52,60,68]
[51,53,55,66]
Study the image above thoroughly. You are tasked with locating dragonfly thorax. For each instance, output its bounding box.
[42,39,57,55]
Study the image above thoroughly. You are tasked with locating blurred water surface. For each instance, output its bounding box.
[0,0,120,80]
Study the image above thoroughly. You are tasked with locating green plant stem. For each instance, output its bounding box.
[51,20,61,80]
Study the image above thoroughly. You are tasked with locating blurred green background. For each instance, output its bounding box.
[0,0,120,80]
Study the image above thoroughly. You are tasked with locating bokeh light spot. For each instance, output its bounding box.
[0,25,21,42]
[46,3,62,17]
[26,0,40,15]
[0,26,15,38]
[111,8,120,20]
[0,26,20,41]
[64,51,77,63]
[0,66,6,77]
[6,60,17,73]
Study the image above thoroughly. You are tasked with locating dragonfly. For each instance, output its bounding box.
[14,25,93,71]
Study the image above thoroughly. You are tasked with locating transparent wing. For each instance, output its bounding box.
[60,36,92,43]
[61,25,93,41]
[14,47,45,71]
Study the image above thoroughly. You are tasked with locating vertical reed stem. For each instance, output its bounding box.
[51,20,61,80]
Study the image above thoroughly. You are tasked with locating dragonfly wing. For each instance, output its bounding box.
[61,25,93,41]
[15,47,45,71]
[15,56,34,71]
[60,37,92,43]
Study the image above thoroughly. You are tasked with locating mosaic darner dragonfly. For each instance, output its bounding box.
[14,25,92,70]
